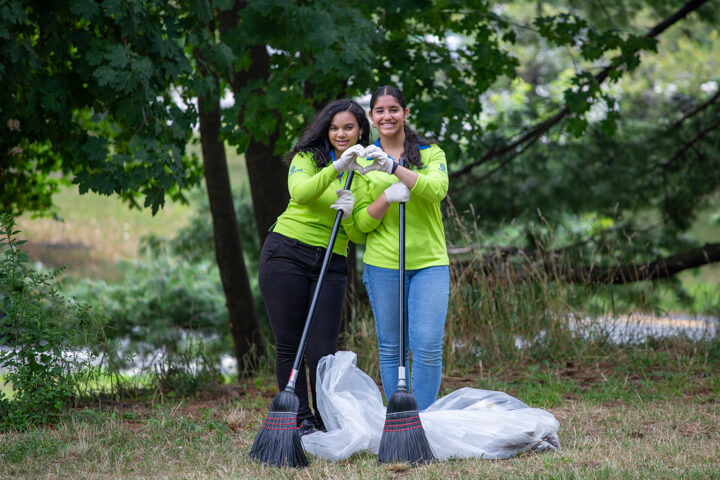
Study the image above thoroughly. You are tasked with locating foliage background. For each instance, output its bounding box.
[1,0,718,432]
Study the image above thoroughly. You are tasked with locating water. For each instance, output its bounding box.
[571,312,718,343]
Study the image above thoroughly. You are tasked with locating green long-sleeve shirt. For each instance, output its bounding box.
[273,151,368,256]
[356,143,449,269]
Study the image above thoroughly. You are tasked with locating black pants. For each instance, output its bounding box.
[258,232,348,426]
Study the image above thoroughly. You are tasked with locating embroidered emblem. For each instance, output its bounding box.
[290,165,304,175]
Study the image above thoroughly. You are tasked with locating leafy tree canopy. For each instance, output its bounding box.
[3,0,718,268]
[1,0,201,215]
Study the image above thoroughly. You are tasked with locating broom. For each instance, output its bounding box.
[377,158,435,465]
[249,170,355,468]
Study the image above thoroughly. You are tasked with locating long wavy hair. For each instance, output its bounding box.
[284,99,370,167]
[369,85,434,169]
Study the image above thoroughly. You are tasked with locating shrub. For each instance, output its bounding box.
[66,254,230,379]
[0,214,106,431]
[63,186,271,394]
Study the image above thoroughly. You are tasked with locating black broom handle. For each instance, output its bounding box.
[285,170,355,393]
[397,157,407,390]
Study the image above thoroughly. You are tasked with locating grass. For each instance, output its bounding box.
[14,139,248,282]
[15,187,195,282]
[4,320,718,478]
[1,354,718,479]
[5,141,719,478]
[470,342,720,408]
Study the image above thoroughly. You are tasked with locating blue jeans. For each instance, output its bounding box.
[362,264,449,411]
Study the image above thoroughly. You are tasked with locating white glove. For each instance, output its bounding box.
[333,144,365,173]
[384,182,410,204]
[330,189,354,220]
[361,145,396,174]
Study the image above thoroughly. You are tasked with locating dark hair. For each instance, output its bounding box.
[284,99,370,167]
[369,85,433,169]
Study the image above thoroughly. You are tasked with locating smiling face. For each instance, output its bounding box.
[328,111,362,157]
[369,94,409,139]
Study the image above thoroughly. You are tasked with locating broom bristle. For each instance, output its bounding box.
[378,388,435,465]
[269,388,300,412]
[248,390,309,468]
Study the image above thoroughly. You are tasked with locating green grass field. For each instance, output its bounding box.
[1,351,718,479]
[16,188,195,281]
[15,143,248,282]
[5,146,719,479]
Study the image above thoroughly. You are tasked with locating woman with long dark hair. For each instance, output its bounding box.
[258,99,370,435]
[357,85,450,411]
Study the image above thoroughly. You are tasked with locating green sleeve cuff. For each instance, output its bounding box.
[341,216,366,244]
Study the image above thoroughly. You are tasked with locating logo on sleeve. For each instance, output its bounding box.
[438,164,447,174]
[289,166,304,175]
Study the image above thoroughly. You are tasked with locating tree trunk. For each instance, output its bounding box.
[244,135,288,246]
[197,70,264,377]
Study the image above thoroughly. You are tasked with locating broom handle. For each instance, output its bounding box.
[397,157,407,390]
[286,170,355,393]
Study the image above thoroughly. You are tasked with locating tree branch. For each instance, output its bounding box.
[451,242,720,285]
[667,88,720,133]
[448,223,660,266]
[473,126,544,182]
[449,107,566,179]
[552,242,720,284]
[449,0,711,182]
[651,115,720,171]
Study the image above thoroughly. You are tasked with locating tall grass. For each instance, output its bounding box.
[341,199,718,380]
[341,261,585,379]
[12,146,717,397]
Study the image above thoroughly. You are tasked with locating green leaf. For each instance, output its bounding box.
[70,0,99,20]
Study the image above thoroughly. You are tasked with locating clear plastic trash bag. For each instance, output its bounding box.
[302,351,560,461]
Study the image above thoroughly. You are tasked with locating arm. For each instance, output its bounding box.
[338,176,372,244]
[394,164,418,190]
[367,194,391,220]
[407,146,449,202]
[340,213,367,245]
[359,146,416,214]
[362,144,441,196]
[356,197,385,233]
[355,179,384,233]
[357,181,410,231]
[346,173,380,236]
[287,153,341,205]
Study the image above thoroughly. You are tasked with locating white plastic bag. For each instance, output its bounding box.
[302,351,560,461]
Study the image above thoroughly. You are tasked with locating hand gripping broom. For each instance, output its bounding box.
[249,171,355,468]
[377,158,435,465]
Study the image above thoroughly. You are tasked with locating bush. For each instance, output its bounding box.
[0,214,106,431]
[63,186,270,394]
[66,254,230,381]
[137,184,268,331]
